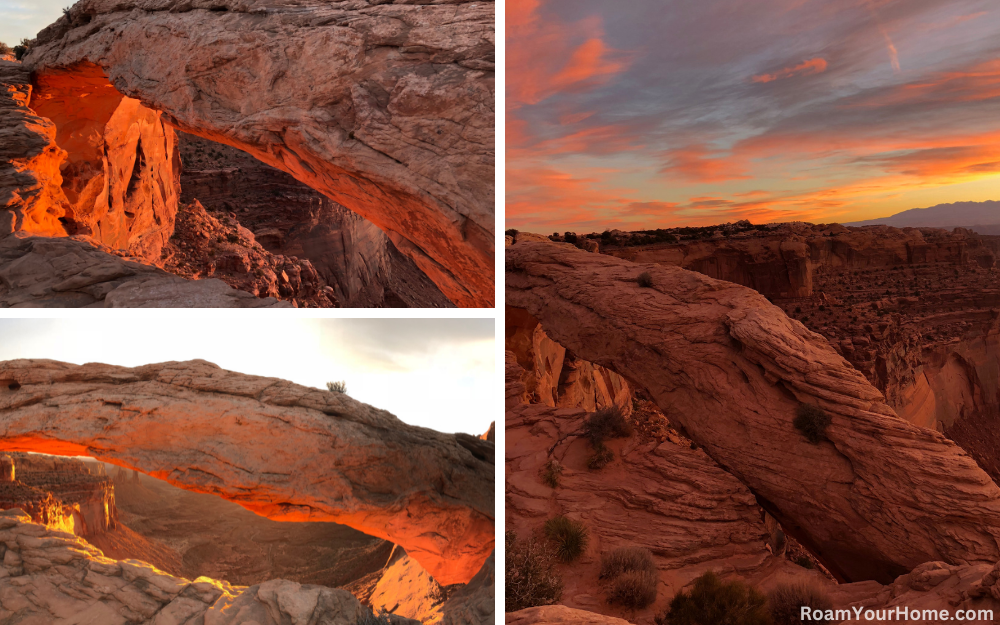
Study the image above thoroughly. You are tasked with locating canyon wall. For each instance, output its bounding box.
[25,0,495,307]
[30,63,180,262]
[0,359,493,585]
[507,240,1000,584]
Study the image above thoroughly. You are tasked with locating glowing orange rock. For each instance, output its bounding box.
[26,0,495,307]
[0,359,493,585]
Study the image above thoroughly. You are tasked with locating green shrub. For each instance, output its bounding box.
[769,584,833,625]
[637,271,654,288]
[326,380,347,394]
[544,515,588,563]
[585,406,633,445]
[540,459,563,488]
[505,531,562,612]
[600,546,655,580]
[656,572,771,625]
[793,405,831,444]
[588,441,614,470]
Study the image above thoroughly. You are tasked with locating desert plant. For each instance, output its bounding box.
[544,515,588,562]
[0,42,10,55]
[588,441,614,470]
[585,406,633,445]
[600,546,658,609]
[600,546,656,579]
[540,459,563,488]
[793,404,831,444]
[637,271,654,288]
[607,569,658,609]
[656,572,771,625]
[62,6,71,15]
[13,39,31,61]
[326,380,347,393]
[505,228,519,238]
[506,530,563,612]
[793,555,814,569]
[769,584,833,625]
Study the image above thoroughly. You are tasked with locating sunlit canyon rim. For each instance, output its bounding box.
[0,0,494,307]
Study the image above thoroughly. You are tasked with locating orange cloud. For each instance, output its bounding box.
[752,58,828,83]
[660,144,750,183]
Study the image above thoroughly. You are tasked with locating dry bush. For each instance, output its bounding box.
[326,380,347,393]
[505,531,563,612]
[588,441,614,470]
[637,271,654,288]
[585,406,633,445]
[540,459,563,488]
[656,572,770,625]
[601,546,658,609]
[769,584,833,625]
[544,515,589,562]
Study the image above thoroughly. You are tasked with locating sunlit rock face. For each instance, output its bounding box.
[506,240,1000,584]
[26,0,495,307]
[0,61,71,238]
[29,63,180,262]
[0,359,493,586]
[0,508,374,624]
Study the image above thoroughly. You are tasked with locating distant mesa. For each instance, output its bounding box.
[844,200,1000,232]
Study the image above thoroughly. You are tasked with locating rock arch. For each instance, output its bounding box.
[507,240,1000,583]
[23,0,495,307]
[0,359,494,585]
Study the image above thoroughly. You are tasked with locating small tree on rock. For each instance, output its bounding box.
[326,380,347,394]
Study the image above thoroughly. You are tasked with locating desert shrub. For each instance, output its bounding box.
[793,404,831,444]
[0,42,10,55]
[588,441,614,470]
[656,572,771,625]
[326,380,347,394]
[607,570,658,609]
[564,232,578,244]
[585,406,633,445]
[769,584,833,625]
[544,515,588,562]
[505,228,519,238]
[540,459,563,488]
[506,530,563,612]
[637,271,654,288]
[600,546,656,580]
[13,39,31,61]
[601,546,658,609]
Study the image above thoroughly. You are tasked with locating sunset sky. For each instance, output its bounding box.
[507,0,1000,232]
[0,318,495,436]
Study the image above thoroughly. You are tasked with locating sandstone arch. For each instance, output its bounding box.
[507,240,1000,583]
[0,359,494,585]
[23,0,495,307]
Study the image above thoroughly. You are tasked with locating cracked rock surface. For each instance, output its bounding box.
[0,359,493,585]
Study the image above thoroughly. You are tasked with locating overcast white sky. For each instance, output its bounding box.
[0,0,63,47]
[0,318,495,435]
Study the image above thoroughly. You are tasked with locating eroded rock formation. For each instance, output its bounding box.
[0,359,493,585]
[176,132,452,308]
[0,508,383,624]
[25,0,495,307]
[506,240,1000,584]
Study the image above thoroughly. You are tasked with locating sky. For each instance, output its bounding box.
[0,318,495,436]
[507,0,1000,233]
[0,0,63,47]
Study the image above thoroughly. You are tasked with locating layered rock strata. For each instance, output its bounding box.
[26,0,496,307]
[0,359,493,585]
[506,240,1000,584]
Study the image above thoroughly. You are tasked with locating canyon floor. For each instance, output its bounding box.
[505,224,1000,624]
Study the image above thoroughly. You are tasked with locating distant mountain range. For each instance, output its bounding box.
[844,201,1000,233]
